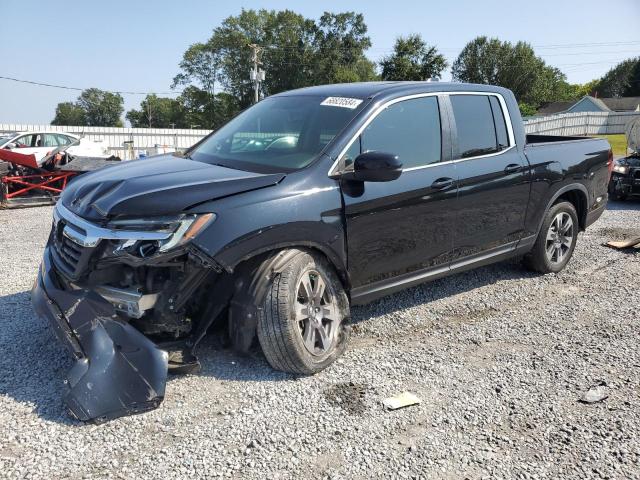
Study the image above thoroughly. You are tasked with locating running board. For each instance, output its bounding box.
[351,240,526,305]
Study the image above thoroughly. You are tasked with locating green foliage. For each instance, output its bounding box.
[51,88,124,126]
[312,12,376,85]
[177,87,240,130]
[598,57,640,97]
[518,102,537,117]
[76,88,124,126]
[451,37,569,108]
[51,102,86,126]
[126,95,187,128]
[174,9,376,113]
[172,43,221,95]
[380,34,447,81]
[572,79,600,98]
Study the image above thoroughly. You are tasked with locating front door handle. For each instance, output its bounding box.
[504,164,522,174]
[431,177,455,190]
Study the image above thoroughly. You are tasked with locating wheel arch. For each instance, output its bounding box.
[539,183,589,232]
[224,244,350,355]
[229,242,350,292]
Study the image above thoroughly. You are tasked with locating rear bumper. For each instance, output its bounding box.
[586,200,607,228]
[31,247,168,423]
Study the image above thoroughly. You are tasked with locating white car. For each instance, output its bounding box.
[0,131,110,166]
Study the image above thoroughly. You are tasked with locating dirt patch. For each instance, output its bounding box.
[323,382,369,415]
[596,226,640,241]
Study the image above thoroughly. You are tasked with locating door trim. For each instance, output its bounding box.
[351,240,520,305]
[328,91,516,177]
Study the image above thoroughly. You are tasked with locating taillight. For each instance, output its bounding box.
[607,149,614,180]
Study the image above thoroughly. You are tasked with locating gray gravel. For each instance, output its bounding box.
[1,202,639,479]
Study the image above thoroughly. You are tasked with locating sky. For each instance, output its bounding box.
[1,0,638,125]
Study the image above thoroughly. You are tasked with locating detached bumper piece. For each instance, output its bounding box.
[32,248,168,423]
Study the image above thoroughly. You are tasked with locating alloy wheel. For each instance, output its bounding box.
[295,269,340,356]
[545,212,574,266]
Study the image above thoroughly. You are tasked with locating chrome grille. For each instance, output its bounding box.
[55,228,83,271]
[50,215,97,280]
[48,203,174,279]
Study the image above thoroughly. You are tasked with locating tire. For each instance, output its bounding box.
[524,201,579,274]
[257,249,350,375]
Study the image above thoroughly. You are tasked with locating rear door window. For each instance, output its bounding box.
[360,96,441,169]
[44,134,60,147]
[488,96,509,149]
[56,134,73,145]
[450,95,499,159]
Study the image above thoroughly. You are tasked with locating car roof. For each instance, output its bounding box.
[13,131,79,137]
[272,81,509,100]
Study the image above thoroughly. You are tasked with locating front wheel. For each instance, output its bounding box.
[257,249,350,375]
[524,201,579,274]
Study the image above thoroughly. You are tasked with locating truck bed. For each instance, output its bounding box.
[526,134,593,145]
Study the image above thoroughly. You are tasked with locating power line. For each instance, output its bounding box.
[0,75,182,96]
[262,40,640,53]
[1,47,636,95]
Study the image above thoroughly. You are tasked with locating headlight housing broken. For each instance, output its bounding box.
[107,213,215,254]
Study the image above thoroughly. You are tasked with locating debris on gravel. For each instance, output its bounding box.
[382,392,422,410]
[579,384,609,404]
[1,201,639,479]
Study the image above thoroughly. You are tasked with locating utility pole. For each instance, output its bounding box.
[248,43,265,104]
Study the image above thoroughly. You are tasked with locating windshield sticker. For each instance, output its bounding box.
[320,97,363,109]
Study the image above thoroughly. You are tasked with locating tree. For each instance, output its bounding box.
[51,88,124,126]
[126,94,187,128]
[172,42,221,97]
[312,12,377,84]
[451,37,569,108]
[51,102,86,126]
[177,87,240,130]
[76,88,124,126]
[572,79,600,98]
[380,34,447,81]
[598,57,640,97]
[518,102,537,117]
[173,9,377,114]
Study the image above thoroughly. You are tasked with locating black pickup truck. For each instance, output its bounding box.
[32,82,612,422]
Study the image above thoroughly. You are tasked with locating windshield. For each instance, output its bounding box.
[190,95,366,173]
[0,135,14,146]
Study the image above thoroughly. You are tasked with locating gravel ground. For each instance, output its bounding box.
[0,202,639,479]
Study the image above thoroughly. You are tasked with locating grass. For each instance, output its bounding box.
[594,134,628,157]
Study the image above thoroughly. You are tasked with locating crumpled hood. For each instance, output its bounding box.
[619,156,640,168]
[61,155,285,220]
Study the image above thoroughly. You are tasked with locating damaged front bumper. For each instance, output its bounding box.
[32,247,169,423]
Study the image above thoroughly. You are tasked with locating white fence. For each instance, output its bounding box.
[0,124,212,158]
[523,111,640,136]
[2,111,638,158]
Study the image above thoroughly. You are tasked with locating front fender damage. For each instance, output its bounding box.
[32,250,168,423]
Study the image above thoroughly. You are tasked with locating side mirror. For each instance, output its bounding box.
[342,151,402,182]
[4,142,16,150]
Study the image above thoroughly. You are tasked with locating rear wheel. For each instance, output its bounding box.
[257,250,350,375]
[524,201,579,273]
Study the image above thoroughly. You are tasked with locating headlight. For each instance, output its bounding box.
[613,164,628,174]
[107,213,215,253]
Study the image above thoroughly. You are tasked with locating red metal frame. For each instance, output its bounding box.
[1,171,77,199]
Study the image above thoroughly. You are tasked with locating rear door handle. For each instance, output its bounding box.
[504,164,522,174]
[431,177,455,190]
